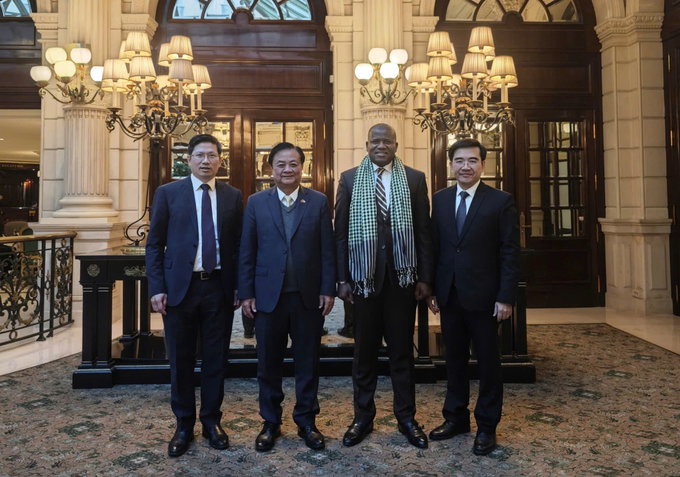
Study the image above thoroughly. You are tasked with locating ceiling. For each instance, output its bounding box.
[0,109,41,164]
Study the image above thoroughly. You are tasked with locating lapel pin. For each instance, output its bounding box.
[300,199,306,204]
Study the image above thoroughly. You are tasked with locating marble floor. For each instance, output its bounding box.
[1,304,679,376]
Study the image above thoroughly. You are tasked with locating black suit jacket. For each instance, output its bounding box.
[334,163,434,295]
[238,186,336,314]
[146,176,243,307]
[432,181,520,311]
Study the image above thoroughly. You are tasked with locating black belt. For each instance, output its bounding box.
[192,269,221,281]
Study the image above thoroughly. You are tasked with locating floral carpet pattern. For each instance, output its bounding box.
[1,324,680,476]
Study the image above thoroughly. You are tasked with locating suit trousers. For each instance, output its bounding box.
[163,275,234,431]
[440,288,503,433]
[352,273,417,424]
[255,292,325,427]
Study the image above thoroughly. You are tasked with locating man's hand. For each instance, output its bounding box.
[427,295,439,314]
[233,290,240,310]
[414,282,432,301]
[151,293,168,315]
[242,298,257,318]
[319,295,335,316]
[338,283,354,304]
[494,302,513,322]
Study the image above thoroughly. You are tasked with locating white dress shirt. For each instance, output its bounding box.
[373,160,393,209]
[455,179,481,220]
[277,186,300,207]
[191,174,220,272]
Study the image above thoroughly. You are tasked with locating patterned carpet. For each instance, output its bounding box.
[1,324,679,477]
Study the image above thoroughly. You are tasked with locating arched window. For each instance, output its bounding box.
[0,0,32,18]
[446,0,580,23]
[172,0,312,21]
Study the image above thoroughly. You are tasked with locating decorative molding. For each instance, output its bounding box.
[123,266,146,277]
[87,264,100,277]
[325,16,353,43]
[29,13,59,29]
[599,218,672,235]
[595,14,664,44]
[121,13,159,38]
[412,16,439,33]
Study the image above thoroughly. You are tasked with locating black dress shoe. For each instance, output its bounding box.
[429,420,471,441]
[298,424,325,450]
[202,423,229,450]
[342,420,373,447]
[398,419,428,449]
[168,429,194,457]
[255,422,281,452]
[337,326,354,339]
[473,430,497,456]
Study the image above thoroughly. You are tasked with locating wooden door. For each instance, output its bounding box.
[515,110,603,307]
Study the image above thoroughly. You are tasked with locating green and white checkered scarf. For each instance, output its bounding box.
[349,155,417,297]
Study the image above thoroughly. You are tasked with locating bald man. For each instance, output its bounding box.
[334,123,434,449]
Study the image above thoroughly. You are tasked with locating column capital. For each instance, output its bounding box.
[121,13,159,38]
[596,13,664,47]
[325,16,353,43]
[30,13,59,45]
[412,16,439,33]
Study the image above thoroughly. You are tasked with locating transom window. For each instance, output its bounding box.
[172,0,312,21]
[0,0,32,17]
[446,0,579,23]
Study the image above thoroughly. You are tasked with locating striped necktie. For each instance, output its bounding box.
[375,167,387,221]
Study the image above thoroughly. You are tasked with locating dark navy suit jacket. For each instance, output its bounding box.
[146,176,243,307]
[432,181,520,311]
[238,186,336,314]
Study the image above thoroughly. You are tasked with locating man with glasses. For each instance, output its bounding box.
[147,134,243,457]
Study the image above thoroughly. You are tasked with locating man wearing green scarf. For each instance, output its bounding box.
[335,123,434,449]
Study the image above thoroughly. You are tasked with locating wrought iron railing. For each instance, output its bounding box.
[0,232,76,346]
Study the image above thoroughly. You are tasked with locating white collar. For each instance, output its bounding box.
[277,186,300,203]
[458,179,481,198]
[372,160,393,173]
[190,174,216,192]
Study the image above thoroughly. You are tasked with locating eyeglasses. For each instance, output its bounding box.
[191,153,219,161]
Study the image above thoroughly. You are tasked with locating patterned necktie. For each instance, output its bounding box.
[200,183,217,273]
[375,167,387,221]
[456,190,469,236]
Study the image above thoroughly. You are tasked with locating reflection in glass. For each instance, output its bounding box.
[256,122,283,148]
[0,0,31,16]
[443,0,579,23]
[285,122,314,149]
[205,0,234,18]
[172,0,312,21]
[252,0,279,19]
[521,0,548,22]
[549,0,579,22]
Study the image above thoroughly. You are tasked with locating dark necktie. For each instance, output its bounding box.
[375,167,387,221]
[200,183,217,273]
[456,190,469,236]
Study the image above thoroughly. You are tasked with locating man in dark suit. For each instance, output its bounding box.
[146,134,243,457]
[335,123,434,449]
[428,138,520,455]
[239,142,335,452]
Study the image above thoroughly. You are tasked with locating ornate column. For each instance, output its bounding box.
[54,105,117,218]
[596,13,672,314]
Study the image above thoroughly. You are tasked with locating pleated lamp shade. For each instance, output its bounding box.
[426,56,453,82]
[427,32,452,57]
[407,63,431,87]
[124,32,152,58]
[155,74,170,90]
[189,65,212,90]
[489,56,517,84]
[129,56,157,82]
[485,47,496,63]
[158,43,171,67]
[102,59,129,92]
[168,59,194,83]
[447,41,457,65]
[461,53,488,79]
[118,41,132,64]
[168,35,193,61]
[468,26,495,55]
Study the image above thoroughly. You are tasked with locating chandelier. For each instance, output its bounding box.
[407,28,518,137]
[354,48,415,106]
[101,33,212,252]
[29,44,104,105]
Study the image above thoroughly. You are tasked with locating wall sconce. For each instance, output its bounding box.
[354,48,415,106]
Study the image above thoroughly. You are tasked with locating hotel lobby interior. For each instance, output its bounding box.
[1,0,679,475]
